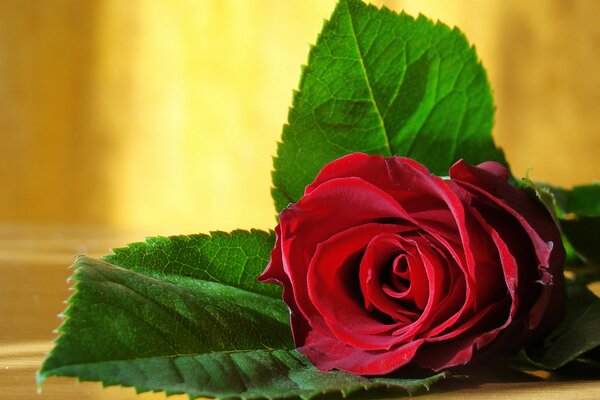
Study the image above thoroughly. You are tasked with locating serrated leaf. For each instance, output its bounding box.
[42,342,448,399]
[39,231,448,399]
[39,257,294,380]
[272,0,506,211]
[524,280,600,370]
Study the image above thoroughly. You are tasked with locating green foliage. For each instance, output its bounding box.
[272,0,506,211]
[562,217,600,266]
[524,281,600,369]
[104,229,281,298]
[553,184,600,217]
[39,235,448,399]
[38,255,293,380]
[551,183,600,266]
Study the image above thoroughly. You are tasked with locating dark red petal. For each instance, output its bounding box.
[449,160,555,274]
[305,153,389,195]
[476,161,511,182]
[359,233,424,320]
[470,207,518,304]
[389,235,454,340]
[427,300,509,343]
[418,210,523,370]
[449,160,565,334]
[258,225,310,344]
[420,272,466,337]
[448,182,508,309]
[307,224,413,350]
[301,330,424,375]
[417,298,511,371]
[310,156,479,318]
[403,231,474,339]
[386,158,484,316]
[277,177,415,343]
[415,336,476,371]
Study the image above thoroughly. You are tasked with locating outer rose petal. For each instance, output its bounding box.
[302,330,425,375]
[449,160,565,336]
[258,225,311,344]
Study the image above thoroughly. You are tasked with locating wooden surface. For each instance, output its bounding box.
[1,225,600,400]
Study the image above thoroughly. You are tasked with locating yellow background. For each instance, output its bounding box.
[1,0,599,235]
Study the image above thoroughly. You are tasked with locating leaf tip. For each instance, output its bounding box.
[35,370,46,391]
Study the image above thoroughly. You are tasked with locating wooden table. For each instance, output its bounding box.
[1,225,599,399]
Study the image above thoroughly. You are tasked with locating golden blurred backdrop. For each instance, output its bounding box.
[1,0,599,235]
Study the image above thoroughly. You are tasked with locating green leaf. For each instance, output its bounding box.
[551,183,600,265]
[272,0,506,211]
[39,232,448,399]
[39,256,294,380]
[103,229,281,298]
[524,281,600,370]
[42,337,448,398]
[552,183,600,217]
[561,216,600,266]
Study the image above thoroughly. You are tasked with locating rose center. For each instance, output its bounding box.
[388,253,410,292]
[359,232,433,326]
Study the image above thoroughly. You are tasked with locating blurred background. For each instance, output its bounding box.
[1,0,599,235]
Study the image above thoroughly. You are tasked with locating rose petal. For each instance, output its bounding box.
[258,225,310,343]
[417,299,511,370]
[308,224,414,350]
[278,177,414,342]
[305,153,391,195]
[449,160,565,333]
[260,155,564,375]
[415,336,476,371]
[360,232,427,317]
[301,330,424,375]
[390,235,453,340]
[476,161,511,182]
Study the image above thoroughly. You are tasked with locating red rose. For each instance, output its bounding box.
[260,153,565,375]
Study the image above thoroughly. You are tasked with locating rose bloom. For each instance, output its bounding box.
[260,153,564,375]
